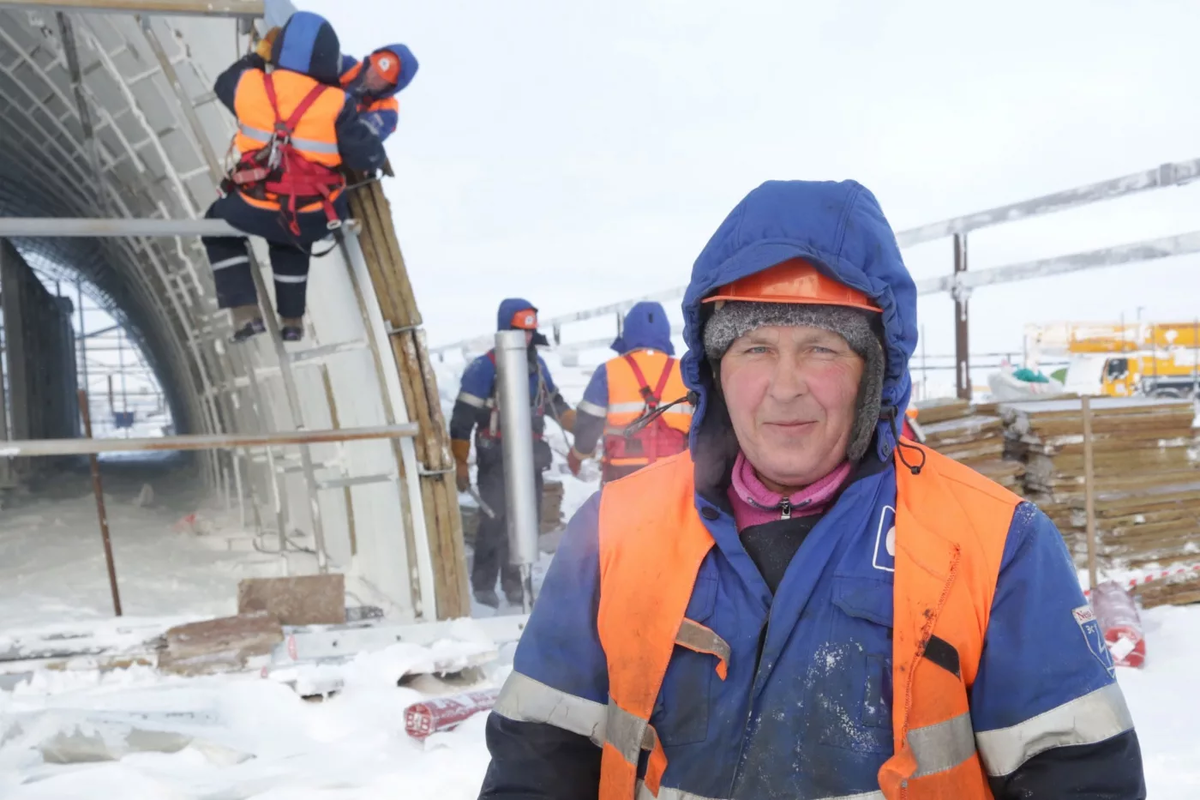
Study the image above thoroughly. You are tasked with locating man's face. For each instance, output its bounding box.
[719,324,864,492]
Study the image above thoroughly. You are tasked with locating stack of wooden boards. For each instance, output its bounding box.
[1001,398,1199,572]
[920,395,1200,607]
[915,399,1024,492]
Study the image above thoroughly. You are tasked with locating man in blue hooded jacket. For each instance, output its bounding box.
[339,44,418,142]
[478,181,1144,798]
[569,301,691,483]
[450,298,575,608]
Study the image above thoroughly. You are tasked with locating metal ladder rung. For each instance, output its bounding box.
[289,339,370,364]
[315,473,397,491]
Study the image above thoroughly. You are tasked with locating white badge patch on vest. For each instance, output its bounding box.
[1073,605,1116,679]
[872,505,896,573]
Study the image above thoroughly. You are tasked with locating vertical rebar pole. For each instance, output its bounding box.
[79,389,122,616]
[495,330,539,611]
[76,280,88,402]
[1081,396,1098,591]
[953,233,970,401]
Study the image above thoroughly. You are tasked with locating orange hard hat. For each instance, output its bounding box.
[703,258,881,313]
[510,308,539,331]
[366,50,402,86]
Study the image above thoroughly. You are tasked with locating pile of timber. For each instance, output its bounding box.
[1001,397,1200,572]
[916,399,1023,492]
[349,181,468,617]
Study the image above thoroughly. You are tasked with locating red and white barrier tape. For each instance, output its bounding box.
[1084,562,1200,597]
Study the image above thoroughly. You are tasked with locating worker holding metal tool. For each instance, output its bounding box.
[569,301,691,483]
[450,299,575,608]
[203,11,386,343]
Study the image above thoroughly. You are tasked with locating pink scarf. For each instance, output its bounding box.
[727,452,852,531]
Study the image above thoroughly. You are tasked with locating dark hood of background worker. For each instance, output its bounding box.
[569,301,691,483]
[450,299,576,609]
[339,44,418,142]
[202,11,388,344]
[478,181,1145,799]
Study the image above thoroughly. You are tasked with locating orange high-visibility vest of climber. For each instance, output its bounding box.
[479,180,1142,800]
[570,301,691,482]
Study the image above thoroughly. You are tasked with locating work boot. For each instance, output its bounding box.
[280,316,304,342]
[229,305,265,343]
[473,588,500,609]
[505,587,525,607]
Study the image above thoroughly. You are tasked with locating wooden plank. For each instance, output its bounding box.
[348,180,469,618]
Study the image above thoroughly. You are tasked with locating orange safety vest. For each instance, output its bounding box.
[602,350,691,475]
[595,444,1018,799]
[231,69,347,230]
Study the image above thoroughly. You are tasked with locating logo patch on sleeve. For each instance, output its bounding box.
[872,505,896,573]
[1073,604,1115,678]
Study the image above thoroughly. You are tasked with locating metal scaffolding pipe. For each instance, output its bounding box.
[494,330,540,611]
[0,1,264,18]
[0,217,240,238]
[0,423,419,458]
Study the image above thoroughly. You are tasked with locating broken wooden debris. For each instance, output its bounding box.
[157,611,283,676]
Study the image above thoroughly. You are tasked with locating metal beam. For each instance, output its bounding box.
[915,230,1200,294]
[0,1,264,18]
[0,217,240,237]
[0,423,420,458]
[896,159,1200,248]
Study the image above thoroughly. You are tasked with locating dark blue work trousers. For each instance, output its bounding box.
[202,191,346,319]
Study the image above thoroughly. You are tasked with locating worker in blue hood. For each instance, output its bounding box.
[204,12,386,343]
[569,301,691,483]
[339,44,418,141]
[478,181,1144,799]
[449,298,575,608]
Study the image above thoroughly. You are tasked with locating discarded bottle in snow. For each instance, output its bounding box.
[1090,581,1145,669]
[404,688,501,739]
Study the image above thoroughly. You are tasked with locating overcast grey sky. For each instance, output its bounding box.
[306,0,1200,364]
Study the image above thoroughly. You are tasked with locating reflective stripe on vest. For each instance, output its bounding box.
[635,785,886,800]
[233,69,345,168]
[594,445,1014,800]
[603,351,690,433]
[237,121,340,154]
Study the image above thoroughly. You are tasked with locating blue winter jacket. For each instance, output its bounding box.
[478,181,1145,799]
[339,43,418,141]
[213,12,387,173]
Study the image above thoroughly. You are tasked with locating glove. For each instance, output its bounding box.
[451,439,471,492]
[254,26,281,61]
[558,408,577,433]
[567,447,587,477]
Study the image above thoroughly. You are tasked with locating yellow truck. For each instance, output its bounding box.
[1025,322,1200,398]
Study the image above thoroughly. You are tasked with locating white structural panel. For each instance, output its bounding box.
[0,4,436,620]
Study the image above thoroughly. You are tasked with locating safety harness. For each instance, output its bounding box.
[224,73,345,236]
[603,354,687,476]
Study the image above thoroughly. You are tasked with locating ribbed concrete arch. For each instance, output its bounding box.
[0,2,468,621]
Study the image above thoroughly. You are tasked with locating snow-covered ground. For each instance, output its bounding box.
[2,355,1198,797]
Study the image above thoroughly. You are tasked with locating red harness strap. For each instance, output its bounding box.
[621,354,674,411]
[603,355,685,479]
[256,73,345,235]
